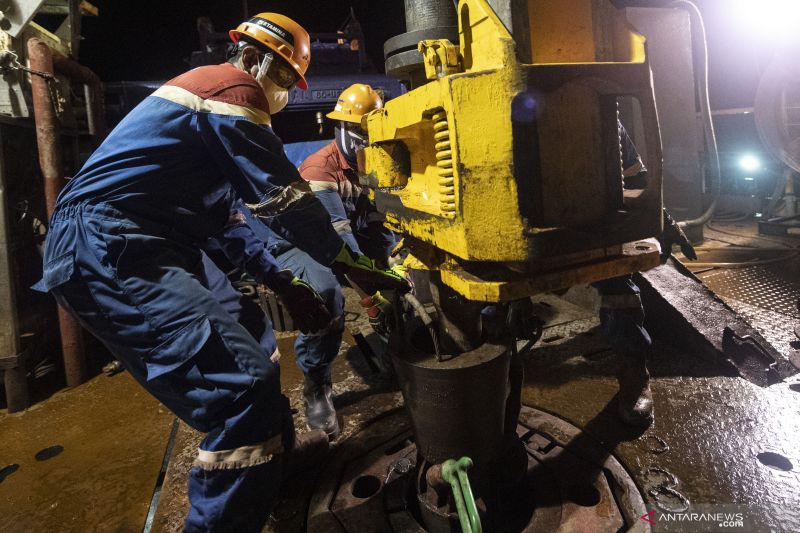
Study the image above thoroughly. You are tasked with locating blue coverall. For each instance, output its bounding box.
[249,141,395,384]
[37,63,344,531]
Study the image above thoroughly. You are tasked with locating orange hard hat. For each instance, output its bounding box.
[327,84,383,124]
[230,13,310,90]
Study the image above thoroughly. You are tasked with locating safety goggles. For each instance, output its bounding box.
[256,52,298,89]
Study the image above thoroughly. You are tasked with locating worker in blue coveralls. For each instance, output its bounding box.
[240,84,396,439]
[36,12,406,532]
[594,122,697,426]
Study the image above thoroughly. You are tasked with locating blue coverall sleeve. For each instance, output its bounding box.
[314,188,362,254]
[198,114,344,266]
[210,203,286,289]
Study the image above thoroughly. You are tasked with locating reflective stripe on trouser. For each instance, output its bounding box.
[275,246,345,383]
[593,275,652,355]
[43,204,290,532]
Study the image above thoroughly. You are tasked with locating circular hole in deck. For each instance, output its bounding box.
[566,484,601,507]
[35,445,64,461]
[0,464,19,483]
[757,452,793,471]
[352,475,382,499]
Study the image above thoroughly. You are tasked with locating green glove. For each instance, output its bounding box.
[271,270,331,334]
[331,244,410,294]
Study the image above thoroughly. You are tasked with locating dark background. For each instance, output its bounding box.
[72,0,791,109]
[76,1,405,83]
[63,0,798,189]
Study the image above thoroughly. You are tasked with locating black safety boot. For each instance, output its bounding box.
[303,376,340,439]
[616,352,654,426]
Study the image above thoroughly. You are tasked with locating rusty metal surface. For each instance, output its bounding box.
[0,372,174,532]
[27,37,87,389]
[27,38,63,218]
[308,406,648,533]
[51,52,107,140]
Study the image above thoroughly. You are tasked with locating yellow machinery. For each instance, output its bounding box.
[343,1,668,530]
[364,0,662,301]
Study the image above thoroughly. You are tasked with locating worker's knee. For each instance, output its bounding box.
[148,324,283,433]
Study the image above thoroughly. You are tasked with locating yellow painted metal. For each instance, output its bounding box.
[529,0,597,63]
[527,0,646,64]
[365,0,525,261]
[364,0,663,301]
[418,39,463,81]
[440,239,661,302]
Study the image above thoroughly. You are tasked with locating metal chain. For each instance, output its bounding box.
[0,49,65,117]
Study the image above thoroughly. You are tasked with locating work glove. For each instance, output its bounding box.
[330,244,410,295]
[271,270,331,334]
[659,209,698,263]
[360,291,395,338]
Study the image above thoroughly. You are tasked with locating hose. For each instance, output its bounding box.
[669,1,721,229]
[705,223,799,249]
[688,250,798,268]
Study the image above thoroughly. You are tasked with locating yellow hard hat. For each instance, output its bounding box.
[230,13,310,90]
[327,84,383,123]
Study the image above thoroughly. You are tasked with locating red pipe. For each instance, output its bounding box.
[27,38,88,388]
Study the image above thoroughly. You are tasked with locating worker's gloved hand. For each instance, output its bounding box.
[659,209,698,263]
[331,244,410,294]
[360,291,394,338]
[271,270,331,334]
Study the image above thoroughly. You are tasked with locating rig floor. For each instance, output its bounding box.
[1,219,799,532]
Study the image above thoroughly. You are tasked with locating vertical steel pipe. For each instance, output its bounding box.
[27,37,87,388]
[52,52,106,139]
[403,0,457,32]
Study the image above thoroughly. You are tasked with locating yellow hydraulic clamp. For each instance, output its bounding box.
[363,0,663,302]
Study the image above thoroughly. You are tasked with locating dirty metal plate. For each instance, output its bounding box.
[0,372,174,532]
[637,260,797,386]
[697,265,800,319]
[696,265,800,361]
[307,406,649,532]
[720,300,799,361]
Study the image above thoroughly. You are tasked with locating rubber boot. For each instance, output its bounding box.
[303,375,340,439]
[616,352,654,426]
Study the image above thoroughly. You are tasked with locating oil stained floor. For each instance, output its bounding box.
[0,371,174,532]
[3,220,800,532]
